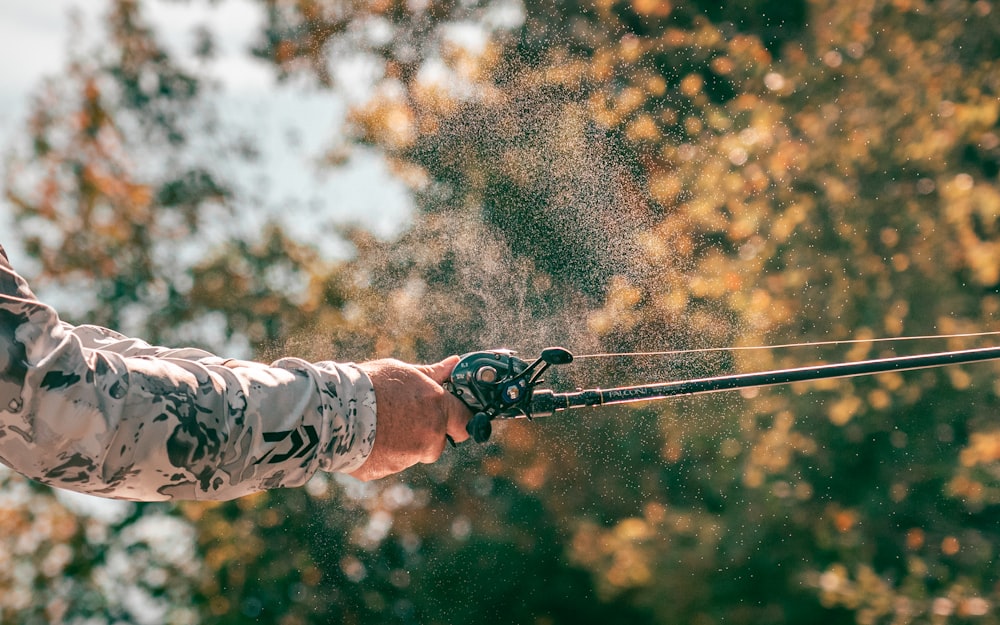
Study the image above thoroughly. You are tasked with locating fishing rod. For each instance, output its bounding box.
[445,343,1000,443]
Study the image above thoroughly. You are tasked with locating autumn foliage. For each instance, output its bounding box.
[3,0,1000,623]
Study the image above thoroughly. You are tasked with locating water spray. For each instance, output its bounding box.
[445,343,1000,443]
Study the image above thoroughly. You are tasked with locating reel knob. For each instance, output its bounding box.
[540,347,574,365]
[467,412,493,443]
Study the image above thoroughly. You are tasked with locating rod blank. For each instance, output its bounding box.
[526,344,1000,417]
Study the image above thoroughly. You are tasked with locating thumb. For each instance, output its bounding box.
[414,355,461,384]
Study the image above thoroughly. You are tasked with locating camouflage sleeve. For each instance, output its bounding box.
[0,245,376,501]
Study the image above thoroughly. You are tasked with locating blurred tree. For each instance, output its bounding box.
[3,0,1000,623]
[1,2,364,623]
[241,0,1000,623]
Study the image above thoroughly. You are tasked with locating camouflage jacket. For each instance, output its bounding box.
[0,245,376,501]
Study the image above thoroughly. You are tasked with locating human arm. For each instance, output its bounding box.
[0,244,466,500]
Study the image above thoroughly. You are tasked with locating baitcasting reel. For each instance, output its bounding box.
[446,347,574,443]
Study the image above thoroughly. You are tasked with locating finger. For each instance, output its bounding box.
[414,355,461,384]
[444,396,472,443]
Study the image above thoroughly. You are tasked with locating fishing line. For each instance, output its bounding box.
[571,330,1000,360]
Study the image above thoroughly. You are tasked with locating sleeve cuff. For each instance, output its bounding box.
[319,361,377,474]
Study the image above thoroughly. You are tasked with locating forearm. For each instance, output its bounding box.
[0,248,376,501]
